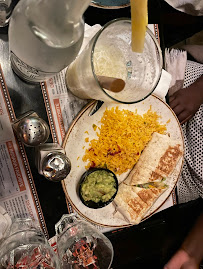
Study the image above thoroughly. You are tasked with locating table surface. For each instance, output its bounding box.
[0,1,203,268]
[0,0,164,238]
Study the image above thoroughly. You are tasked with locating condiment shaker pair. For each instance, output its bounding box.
[12,110,71,182]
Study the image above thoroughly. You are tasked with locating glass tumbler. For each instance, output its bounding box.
[0,218,60,269]
[55,213,114,269]
[66,18,163,104]
[0,0,17,27]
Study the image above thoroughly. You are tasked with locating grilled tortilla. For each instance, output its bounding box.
[125,132,183,185]
[131,186,166,207]
[114,183,148,224]
[114,183,167,224]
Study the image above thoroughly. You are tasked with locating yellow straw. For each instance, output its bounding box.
[130,0,148,53]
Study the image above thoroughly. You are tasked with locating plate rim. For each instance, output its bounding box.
[62,95,184,227]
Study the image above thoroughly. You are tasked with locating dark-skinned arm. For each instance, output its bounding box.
[169,75,203,124]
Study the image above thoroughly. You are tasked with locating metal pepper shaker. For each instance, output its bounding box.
[12,111,50,147]
[35,143,71,182]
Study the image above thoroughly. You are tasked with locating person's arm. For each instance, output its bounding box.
[181,213,203,264]
[169,75,203,124]
[164,212,203,269]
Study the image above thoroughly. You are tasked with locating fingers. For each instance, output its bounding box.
[180,260,199,269]
[164,250,190,269]
[169,92,195,124]
[169,96,179,109]
[169,95,192,124]
[169,95,183,115]
[177,110,192,123]
[169,94,176,103]
[169,95,185,117]
[180,114,193,125]
[169,88,183,104]
[173,105,185,116]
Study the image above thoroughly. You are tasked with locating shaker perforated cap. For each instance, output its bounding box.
[12,111,50,147]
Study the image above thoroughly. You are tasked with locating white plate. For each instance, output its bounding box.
[62,95,184,227]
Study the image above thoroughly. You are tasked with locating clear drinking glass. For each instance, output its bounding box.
[55,213,114,269]
[0,0,17,27]
[66,18,163,104]
[0,218,60,269]
[9,0,91,83]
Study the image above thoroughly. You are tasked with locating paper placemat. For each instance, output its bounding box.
[0,65,48,238]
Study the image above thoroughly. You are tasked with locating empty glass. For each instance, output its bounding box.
[55,213,114,269]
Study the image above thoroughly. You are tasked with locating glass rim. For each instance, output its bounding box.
[90,17,163,104]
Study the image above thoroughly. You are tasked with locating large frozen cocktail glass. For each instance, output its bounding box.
[66,18,163,104]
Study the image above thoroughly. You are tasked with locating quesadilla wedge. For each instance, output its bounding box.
[114,183,167,224]
[114,183,149,224]
[125,132,183,185]
[131,186,167,207]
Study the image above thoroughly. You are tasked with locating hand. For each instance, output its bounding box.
[169,76,203,125]
[164,249,199,269]
[164,213,203,269]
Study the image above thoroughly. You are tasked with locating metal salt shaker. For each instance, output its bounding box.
[12,111,50,147]
[35,143,71,182]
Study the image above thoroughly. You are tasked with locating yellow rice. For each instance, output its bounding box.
[82,107,166,175]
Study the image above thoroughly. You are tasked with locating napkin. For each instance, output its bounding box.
[153,69,172,101]
[82,24,172,102]
[165,48,187,97]
[0,205,12,241]
[81,24,102,52]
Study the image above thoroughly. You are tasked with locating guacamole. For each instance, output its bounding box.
[81,170,117,203]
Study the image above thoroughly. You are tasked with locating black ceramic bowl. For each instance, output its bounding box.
[79,168,118,209]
